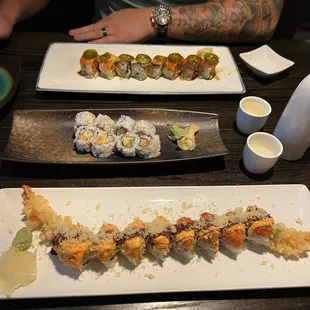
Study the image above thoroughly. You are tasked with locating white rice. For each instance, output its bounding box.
[246,236,270,247]
[197,239,218,257]
[221,242,245,256]
[74,111,96,132]
[115,115,135,135]
[133,120,156,136]
[95,114,115,132]
[136,134,161,159]
[147,244,170,262]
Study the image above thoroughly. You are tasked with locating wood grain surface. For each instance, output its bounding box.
[0,33,310,309]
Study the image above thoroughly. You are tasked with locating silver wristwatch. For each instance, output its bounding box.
[151,5,173,38]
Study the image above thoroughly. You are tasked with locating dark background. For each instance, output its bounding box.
[13,0,309,40]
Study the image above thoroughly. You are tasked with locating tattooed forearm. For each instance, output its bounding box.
[169,0,284,42]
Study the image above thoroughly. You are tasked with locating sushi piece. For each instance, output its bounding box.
[120,218,147,265]
[130,54,151,81]
[115,54,134,79]
[98,52,118,80]
[133,120,156,136]
[198,52,219,80]
[245,206,274,247]
[173,217,196,261]
[116,132,140,158]
[74,125,96,153]
[74,111,96,133]
[196,212,221,257]
[94,114,115,132]
[180,55,201,81]
[146,216,175,261]
[115,115,135,135]
[219,209,246,255]
[148,55,167,79]
[52,224,92,270]
[79,49,99,79]
[162,53,185,80]
[90,129,117,158]
[136,134,161,159]
[89,223,120,268]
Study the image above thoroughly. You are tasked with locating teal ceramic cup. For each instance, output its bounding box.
[0,67,13,102]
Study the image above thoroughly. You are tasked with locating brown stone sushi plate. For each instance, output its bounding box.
[0,108,229,164]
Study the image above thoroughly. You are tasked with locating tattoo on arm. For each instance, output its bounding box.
[170,0,284,42]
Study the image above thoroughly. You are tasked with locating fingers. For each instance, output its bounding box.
[69,23,97,36]
[89,35,119,44]
[72,28,105,42]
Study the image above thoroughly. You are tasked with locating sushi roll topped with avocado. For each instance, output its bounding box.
[79,49,99,79]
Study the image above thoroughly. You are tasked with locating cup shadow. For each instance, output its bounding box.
[239,158,274,181]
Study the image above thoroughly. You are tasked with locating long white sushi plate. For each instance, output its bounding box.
[36,43,245,95]
[0,184,309,299]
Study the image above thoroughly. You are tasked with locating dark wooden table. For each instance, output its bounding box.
[0,33,310,309]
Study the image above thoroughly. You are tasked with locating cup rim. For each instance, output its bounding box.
[240,96,272,118]
[247,132,283,159]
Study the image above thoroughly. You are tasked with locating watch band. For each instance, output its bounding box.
[157,25,169,38]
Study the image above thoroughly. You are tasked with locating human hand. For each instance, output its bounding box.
[0,10,13,40]
[69,8,156,43]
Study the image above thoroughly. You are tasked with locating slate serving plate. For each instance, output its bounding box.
[0,55,20,110]
[0,108,229,164]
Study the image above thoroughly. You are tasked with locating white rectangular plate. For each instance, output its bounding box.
[36,43,245,95]
[1,184,309,299]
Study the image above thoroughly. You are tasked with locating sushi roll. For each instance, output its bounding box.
[136,134,161,159]
[79,49,99,79]
[116,132,140,158]
[90,129,117,158]
[148,55,167,79]
[74,111,96,133]
[196,212,221,257]
[89,223,120,268]
[133,120,156,136]
[130,54,151,81]
[162,53,185,80]
[115,115,136,135]
[245,206,275,247]
[94,114,115,132]
[74,125,96,153]
[180,55,201,81]
[52,225,91,270]
[146,216,175,261]
[98,52,118,80]
[120,218,147,265]
[173,217,196,261]
[220,209,246,255]
[115,54,134,79]
[198,52,219,80]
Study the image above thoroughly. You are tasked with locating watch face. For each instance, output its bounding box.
[154,6,172,26]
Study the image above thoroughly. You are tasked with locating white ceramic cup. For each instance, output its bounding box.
[243,132,283,174]
[236,96,272,135]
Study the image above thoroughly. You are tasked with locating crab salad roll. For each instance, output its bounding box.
[74,125,96,153]
[115,54,134,79]
[98,52,118,80]
[148,55,167,79]
[136,134,161,159]
[79,49,99,79]
[133,120,156,136]
[116,132,140,158]
[130,54,151,81]
[162,53,185,80]
[180,54,201,81]
[120,218,147,265]
[115,115,136,135]
[90,129,117,158]
[94,114,115,132]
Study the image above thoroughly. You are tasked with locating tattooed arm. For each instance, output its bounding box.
[169,0,284,42]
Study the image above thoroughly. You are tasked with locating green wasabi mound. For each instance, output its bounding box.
[12,227,33,251]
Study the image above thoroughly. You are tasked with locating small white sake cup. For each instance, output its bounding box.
[236,96,272,135]
[243,132,283,174]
